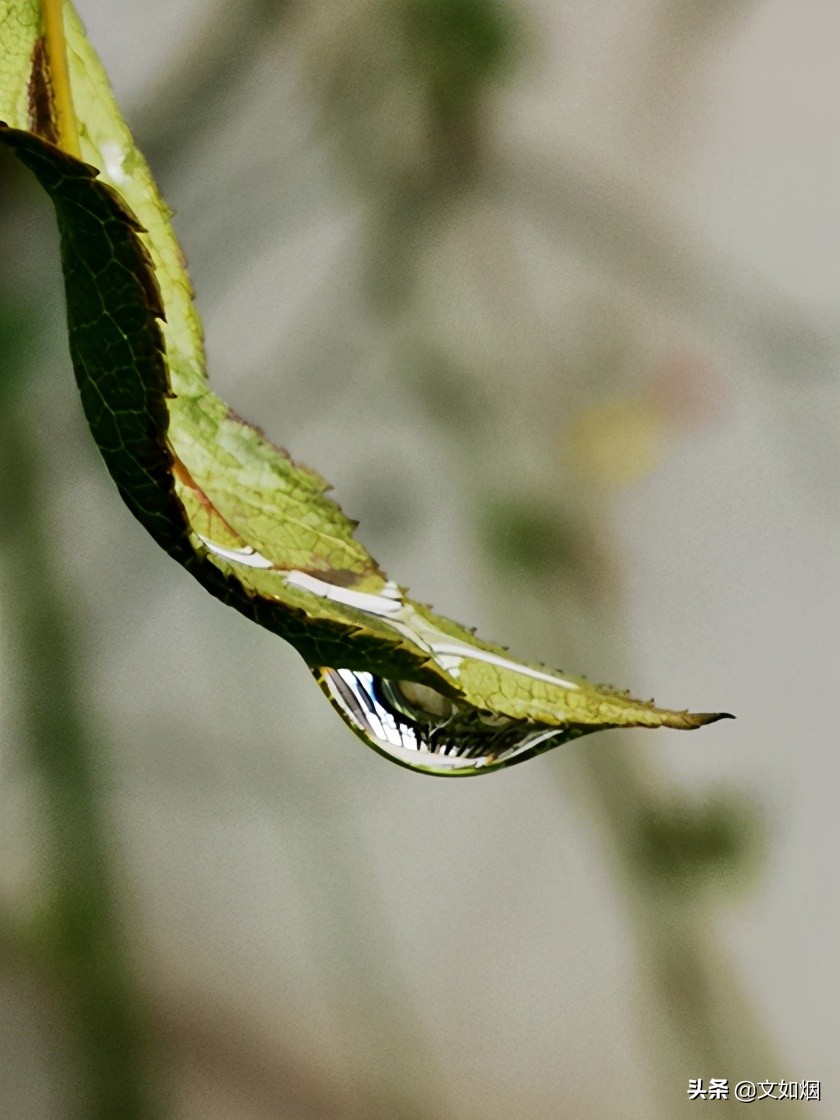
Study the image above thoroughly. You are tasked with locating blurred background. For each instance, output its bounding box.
[1,0,838,1116]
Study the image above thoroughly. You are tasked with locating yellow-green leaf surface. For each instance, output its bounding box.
[0,1,731,774]
[0,1,39,128]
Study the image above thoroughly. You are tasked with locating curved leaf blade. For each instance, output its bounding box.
[0,3,731,775]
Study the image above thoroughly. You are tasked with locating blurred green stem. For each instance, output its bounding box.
[136,0,291,168]
[0,384,157,1119]
[578,740,800,1117]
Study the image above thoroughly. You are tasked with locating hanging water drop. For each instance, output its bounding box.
[316,668,579,776]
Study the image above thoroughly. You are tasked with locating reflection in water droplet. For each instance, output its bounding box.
[317,668,574,776]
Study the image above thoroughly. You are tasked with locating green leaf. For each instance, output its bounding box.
[0,1,40,133]
[0,2,731,775]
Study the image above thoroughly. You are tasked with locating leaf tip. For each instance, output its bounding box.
[684,710,735,729]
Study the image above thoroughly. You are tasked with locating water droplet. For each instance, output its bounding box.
[316,668,573,776]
